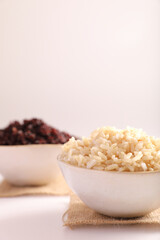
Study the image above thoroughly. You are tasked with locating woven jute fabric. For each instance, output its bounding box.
[64,193,160,227]
[0,174,70,197]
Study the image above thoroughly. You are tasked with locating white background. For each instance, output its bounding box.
[0,1,160,239]
[0,0,160,137]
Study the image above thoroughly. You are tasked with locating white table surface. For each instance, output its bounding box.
[0,195,160,240]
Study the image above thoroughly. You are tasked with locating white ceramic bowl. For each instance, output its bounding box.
[0,144,62,186]
[58,160,160,218]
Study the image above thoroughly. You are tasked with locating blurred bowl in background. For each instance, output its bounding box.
[0,144,62,186]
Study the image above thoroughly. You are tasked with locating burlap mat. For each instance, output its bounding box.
[64,193,160,227]
[0,174,70,197]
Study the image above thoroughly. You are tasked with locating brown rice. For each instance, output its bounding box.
[59,127,160,172]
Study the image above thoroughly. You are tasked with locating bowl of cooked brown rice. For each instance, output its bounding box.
[58,127,160,218]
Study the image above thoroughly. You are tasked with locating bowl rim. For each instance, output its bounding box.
[58,159,160,174]
[0,143,63,148]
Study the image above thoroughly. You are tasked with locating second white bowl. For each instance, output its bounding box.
[0,144,62,186]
